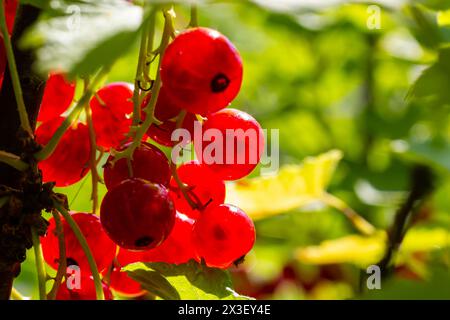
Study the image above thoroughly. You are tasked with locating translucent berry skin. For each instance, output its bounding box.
[109,267,145,298]
[90,82,134,150]
[161,27,243,116]
[37,73,76,122]
[103,142,171,190]
[192,204,255,269]
[36,117,91,187]
[146,111,197,147]
[100,179,176,251]
[169,161,225,220]
[41,212,117,274]
[141,212,196,264]
[56,276,113,300]
[117,213,196,266]
[195,108,264,181]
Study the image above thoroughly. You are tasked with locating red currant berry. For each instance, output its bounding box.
[36,117,91,187]
[142,86,181,122]
[161,27,243,116]
[37,73,76,122]
[90,82,134,150]
[104,142,170,190]
[100,179,176,250]
[56,276,113,300]
[4,0,17,35]
[41,212,117,273]
[146,111,197,147]
[192,204,255,269]
[108,266,145,298]
[140,212,196,264]
[169,161,225,220]
[195,108,264,181]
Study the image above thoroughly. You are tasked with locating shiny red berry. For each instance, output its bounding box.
[37,73,76,122]
[100,179,176,250]
[103,142,170,190]
[146,112,196,147]
[41,212,117,273]
[90,82,134,150]
[161,27,243,116]
[140,212,196,264]
[192,204,255,269]
[195,108,264,181]
[36,117,91,187]
[56,276,113,300]
[169,161,225,220]
[4,0,17,35]
[108,267,145,298]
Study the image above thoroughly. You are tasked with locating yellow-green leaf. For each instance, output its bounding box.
[225,150,343,220]
[296,228,450,267]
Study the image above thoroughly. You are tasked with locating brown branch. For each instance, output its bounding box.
[0,4,45,300]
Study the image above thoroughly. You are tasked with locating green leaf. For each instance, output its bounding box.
[20,0,143,77]
[226,150,343,220]
[124,260,252,300]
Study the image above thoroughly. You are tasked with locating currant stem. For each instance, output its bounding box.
[188,4,199,28]
[0,3,33,136]
[143,9,156,83]
[10,287,25,300]
[83,79,100,215]
[34,68,109,161]
[113,9,173,163]
[0,150,28,171]
[53,200,105,300]
[31,228,47,300]
[321,193,376,236]
[47,210,66,300]
[169,110,201,210]
[132,6,151,127]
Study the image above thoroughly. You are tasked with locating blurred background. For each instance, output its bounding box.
[14,0,450,299]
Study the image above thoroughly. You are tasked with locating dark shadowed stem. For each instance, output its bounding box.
[0,4,44,301]
[378,165,435,277]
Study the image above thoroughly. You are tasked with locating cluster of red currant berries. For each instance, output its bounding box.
[36,27,263,299]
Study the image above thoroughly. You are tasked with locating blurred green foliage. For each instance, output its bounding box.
[14,0,450,300]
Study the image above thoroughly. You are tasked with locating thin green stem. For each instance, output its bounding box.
[113,9,174,163]
[188,4,199,28]
[47,210,66,300]
[0,150,28,171]
[170,110,199,210]
[83,78,100,214]
[53,200,104,300]
[132,8,151,126]
[34,68,109,161]
[322,193,376,236]
[143,9,156,83]
[31,228,47,300]
[10,287,25,300]
[0,4,33,136]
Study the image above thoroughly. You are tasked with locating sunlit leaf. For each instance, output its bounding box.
[226,150,343,220]
[124,261,252,300]
[296,228,450,267]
